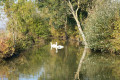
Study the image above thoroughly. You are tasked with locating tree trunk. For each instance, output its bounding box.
[68,0,88,47]
[75,18,88,47]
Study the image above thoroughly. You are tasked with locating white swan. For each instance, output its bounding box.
[50,42,64,53]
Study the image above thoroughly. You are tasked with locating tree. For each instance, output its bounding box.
[37,0,69,39]
[37,0,91,40]
[6,0,50,38]
[66,0,88,47]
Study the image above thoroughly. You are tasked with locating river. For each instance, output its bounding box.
[0,40,120,80]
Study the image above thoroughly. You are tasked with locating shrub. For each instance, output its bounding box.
[84,0,119,51]
[111,16,120,53]
[0,32,15,58]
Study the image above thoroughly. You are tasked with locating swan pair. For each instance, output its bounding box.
[50,42,64,53]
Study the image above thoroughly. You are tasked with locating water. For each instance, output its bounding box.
[0,40,120,80]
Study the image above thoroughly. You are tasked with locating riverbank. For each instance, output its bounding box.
[0,32,81,59]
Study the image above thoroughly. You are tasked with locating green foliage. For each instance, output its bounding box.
[111,15,120,52]
[3,0,51,51]
[4,0,120,53]
[37,0,91,39]
[84,0,119,51]
[15,37,34,52]
[38,0,68,29]
[6,1,50,39]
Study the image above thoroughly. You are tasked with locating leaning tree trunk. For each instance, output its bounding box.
[74,15,88,46]
[68,0,88,47]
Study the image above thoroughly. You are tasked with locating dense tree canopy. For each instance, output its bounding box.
[2,0,120,53]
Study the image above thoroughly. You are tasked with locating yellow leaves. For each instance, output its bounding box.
[115,20,120,29]
[111,18,120,52]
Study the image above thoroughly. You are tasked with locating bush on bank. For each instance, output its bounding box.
[0,32,15,58]
[111,14,120,53]
[84,0,120,53]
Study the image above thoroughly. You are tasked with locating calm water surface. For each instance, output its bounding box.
[0,40,120,80]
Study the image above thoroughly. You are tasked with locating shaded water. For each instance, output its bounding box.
[0,40,120,80]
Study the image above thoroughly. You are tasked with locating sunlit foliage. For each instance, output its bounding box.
[6,0,50,39]
[85,0,120,52]
[111,11,120,53]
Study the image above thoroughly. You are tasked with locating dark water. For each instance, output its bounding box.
[0,40,120,80]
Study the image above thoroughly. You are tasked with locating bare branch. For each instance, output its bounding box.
[76,0,80,17]
[67,0,76,16]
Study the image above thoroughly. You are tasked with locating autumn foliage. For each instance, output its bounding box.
[0,31,15,58]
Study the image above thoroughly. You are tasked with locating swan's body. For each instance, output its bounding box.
[57,45,64,49]
[50,42,64,53]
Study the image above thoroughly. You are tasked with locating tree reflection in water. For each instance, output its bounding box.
[74,46,88,80]
[0,40,120,80]
[0,40,82,80]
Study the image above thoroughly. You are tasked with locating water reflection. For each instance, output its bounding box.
[0,40,83,80]
[74,46,88,80]
[0,40,120,80]
[79,53,120,80]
